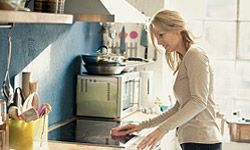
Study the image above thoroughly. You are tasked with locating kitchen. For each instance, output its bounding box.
[1,0,250,150]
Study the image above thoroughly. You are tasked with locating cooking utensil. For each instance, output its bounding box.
[8,106,20,120]
[22,72,31,100]
[21,107,39,122]
[7,87,25,120]
[140,25,148,59]
[2,33,14,106]
[84,64,126,75]
[81,45,126,65]
[120,26,126,56]
[29,81,40,110]
[81,54,98,64]
[10,87,25,108]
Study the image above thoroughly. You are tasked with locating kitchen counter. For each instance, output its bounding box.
[47,111,176,150]
[47,111,157,149]
[48,141,122,150]
[13,109,250,150]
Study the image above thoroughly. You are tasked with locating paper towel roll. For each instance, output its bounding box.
[140,71,154,108]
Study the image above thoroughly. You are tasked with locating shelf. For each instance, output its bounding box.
[0,10,73,24]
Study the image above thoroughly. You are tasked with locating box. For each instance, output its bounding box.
[9,115,48,150]
[228,122,250,143]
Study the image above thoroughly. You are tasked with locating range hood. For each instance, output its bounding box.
[64,0,147,23]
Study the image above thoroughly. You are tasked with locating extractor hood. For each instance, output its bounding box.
[64,0,147,23]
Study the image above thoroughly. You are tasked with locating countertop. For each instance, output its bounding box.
[47,137,250,150]
[48,111,250,150]
[46,111,161,150]
[48,141,122,150]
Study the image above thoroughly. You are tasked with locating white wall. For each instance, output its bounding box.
[126,0,175,105]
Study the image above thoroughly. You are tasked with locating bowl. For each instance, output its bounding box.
[84,64,126,75]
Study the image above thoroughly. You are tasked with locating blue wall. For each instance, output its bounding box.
[0,22,102,126]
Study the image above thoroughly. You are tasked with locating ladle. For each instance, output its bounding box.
[2,26,14,106]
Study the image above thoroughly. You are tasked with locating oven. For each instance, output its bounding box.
[76,71,140,119]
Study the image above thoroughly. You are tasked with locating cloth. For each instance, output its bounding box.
[138,46,222,144]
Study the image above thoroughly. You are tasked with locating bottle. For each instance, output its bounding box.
[232,110,241,123]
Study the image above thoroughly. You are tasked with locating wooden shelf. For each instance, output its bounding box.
[0,10,73,24]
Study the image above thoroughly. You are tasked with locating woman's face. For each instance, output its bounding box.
[154,28,182,54]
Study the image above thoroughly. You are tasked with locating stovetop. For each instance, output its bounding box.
[48,117,136,148]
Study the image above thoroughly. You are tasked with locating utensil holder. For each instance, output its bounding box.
[9,115,48,150]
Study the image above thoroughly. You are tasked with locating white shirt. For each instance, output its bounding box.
[139,46,222,144]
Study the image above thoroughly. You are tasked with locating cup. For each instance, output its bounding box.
[0,99,9,150]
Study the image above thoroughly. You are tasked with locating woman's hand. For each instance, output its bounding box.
[111,124,142,135]
[137,128,163,150]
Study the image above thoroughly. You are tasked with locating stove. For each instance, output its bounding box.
[48,117,137,148]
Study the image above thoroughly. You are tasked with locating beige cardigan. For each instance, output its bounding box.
[138,46,222,144]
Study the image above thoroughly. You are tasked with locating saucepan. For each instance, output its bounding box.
[81,46,126,66]
[84,64,126,75]
[81,46,150,75]
[81,46,126,75]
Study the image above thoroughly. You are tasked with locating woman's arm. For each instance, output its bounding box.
[138,101,180,129]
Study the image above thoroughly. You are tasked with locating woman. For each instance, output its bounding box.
[111,9,222,150]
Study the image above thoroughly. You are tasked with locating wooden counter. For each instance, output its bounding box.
[48,141,122,150]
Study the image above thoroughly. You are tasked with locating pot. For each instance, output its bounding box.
[84,64,126,75]
[81,54,98,64]
[81,45,126,65]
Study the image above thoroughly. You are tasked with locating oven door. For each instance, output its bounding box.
[119,72,140,118]
[76,75,119,118]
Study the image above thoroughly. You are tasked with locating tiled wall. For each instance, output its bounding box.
[0,22,102,126]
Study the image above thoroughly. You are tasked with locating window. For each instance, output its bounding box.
[168,0,250,119]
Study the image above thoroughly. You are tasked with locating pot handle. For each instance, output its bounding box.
[96,45,108,54]
[96,45,108,51]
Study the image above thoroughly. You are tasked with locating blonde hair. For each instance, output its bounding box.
[149,9,195,74]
